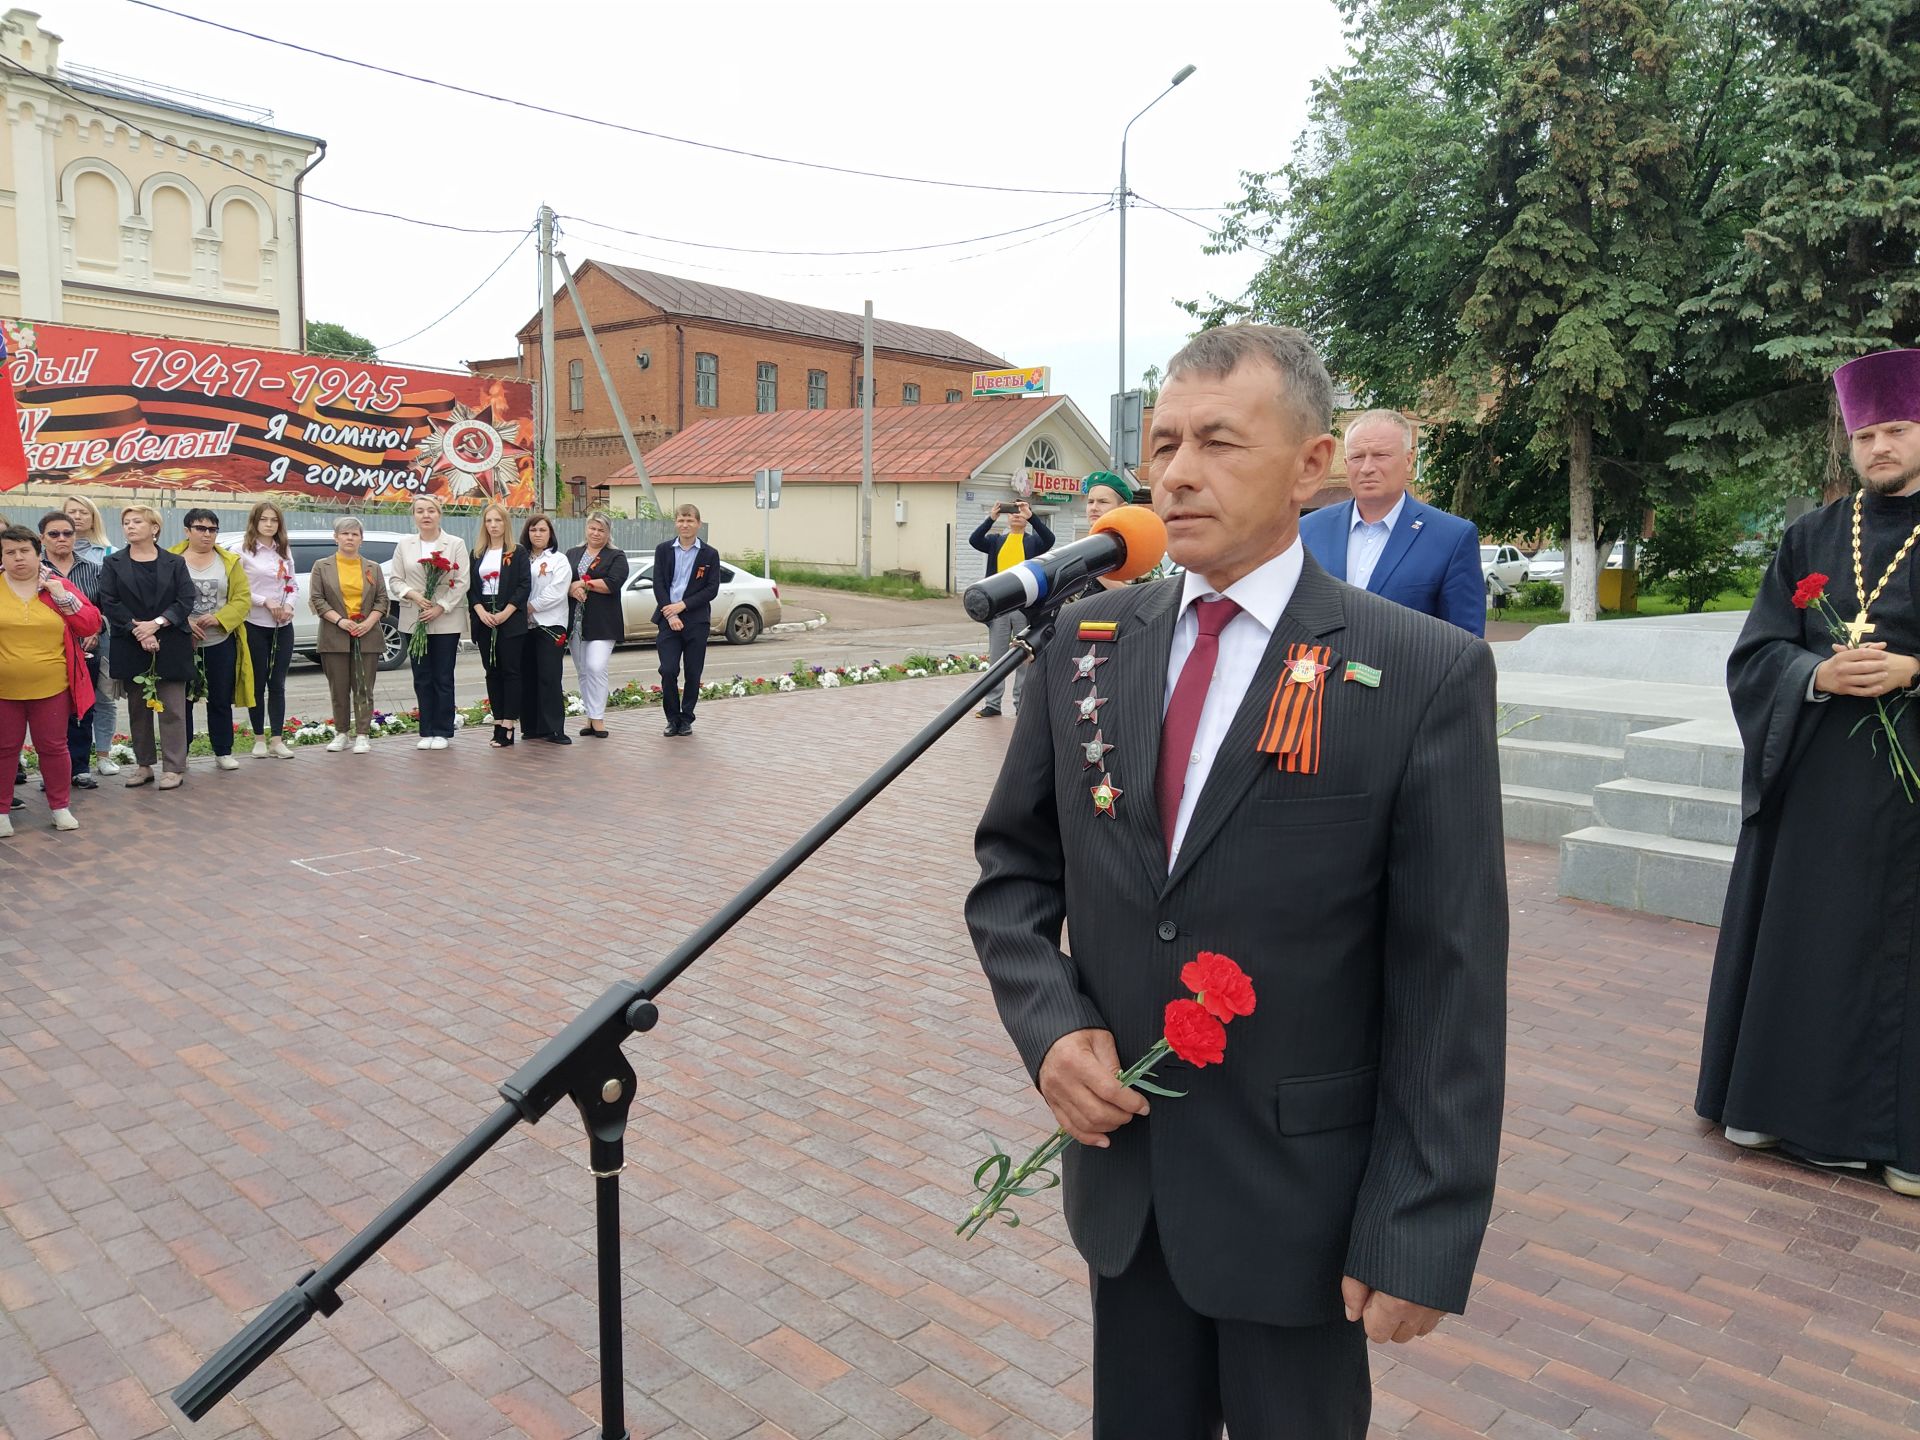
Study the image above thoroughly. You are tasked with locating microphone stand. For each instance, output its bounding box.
[173,588,1093,1438]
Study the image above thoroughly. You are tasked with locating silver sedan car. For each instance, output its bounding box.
[619,560,782,645]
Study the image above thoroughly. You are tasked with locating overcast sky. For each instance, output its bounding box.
[53,0,1346,424]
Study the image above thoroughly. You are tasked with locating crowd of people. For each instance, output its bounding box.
[0,492,731,835]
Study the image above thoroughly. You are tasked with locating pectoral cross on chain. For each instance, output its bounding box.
[1846,611,1878,647]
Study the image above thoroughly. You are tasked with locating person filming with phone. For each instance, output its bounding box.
[967,498,1055,718]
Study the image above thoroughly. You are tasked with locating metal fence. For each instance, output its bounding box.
[0,500,679,554]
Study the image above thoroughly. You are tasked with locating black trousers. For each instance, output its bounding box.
[657,622,710,724]
[244,621,293,735]
[1090,1218,1370,1440]
[67,652,99,778]
[520,629,566,739]
[411,632,459,737]
[477,624,524,722]
[185,635,238,757]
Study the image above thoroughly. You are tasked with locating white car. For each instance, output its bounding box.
[1527,548,1565,582]
[619,561,782,645]
[1481,544,1530,595]
[217,529,413,670]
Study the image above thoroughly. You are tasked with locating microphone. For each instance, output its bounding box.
[963,505,1167,623]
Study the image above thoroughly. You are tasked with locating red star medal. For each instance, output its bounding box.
[1090,774,1122,819]
[1287,655,1329,686]
[1072,649,1109,683]
[1075,690,1109,725]
[1081,729,1114,769]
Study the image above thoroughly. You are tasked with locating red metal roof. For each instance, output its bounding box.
[610,398,1076,486]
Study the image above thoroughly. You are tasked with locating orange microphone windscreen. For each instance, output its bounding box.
[1090,504,1167,582]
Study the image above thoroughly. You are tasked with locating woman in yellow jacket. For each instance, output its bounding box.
[169,507,256,772]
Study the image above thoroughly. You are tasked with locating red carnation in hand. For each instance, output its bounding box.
[1792,573,1828,610]
[1163,999,1226,1067]
[1181,951,1256,1023]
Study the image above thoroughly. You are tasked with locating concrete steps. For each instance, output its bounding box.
[1557,827,1736,926]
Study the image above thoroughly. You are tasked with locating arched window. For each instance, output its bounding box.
[72,171,119,268]
[218,197,260,289]
[150,185,193,281]
[1023,438,1059,471]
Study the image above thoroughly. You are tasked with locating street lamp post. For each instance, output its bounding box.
[1117,63,1196,470]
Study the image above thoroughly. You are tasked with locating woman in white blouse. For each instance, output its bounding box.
[518,514,573,745]
[388,495,470,749]
[237,501,298,759]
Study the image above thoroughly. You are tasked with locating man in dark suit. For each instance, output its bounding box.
[1298,409,1486,635]
[967,325,1507,1438]
[653,503,723,737]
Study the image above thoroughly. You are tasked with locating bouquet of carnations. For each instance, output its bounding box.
[1793,573,1920,802]
[409,551,460,660]
[958,951,1256,1239]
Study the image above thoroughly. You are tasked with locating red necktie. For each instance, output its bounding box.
[1158,597,1242,858]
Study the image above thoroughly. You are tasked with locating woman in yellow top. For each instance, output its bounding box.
[308,516,391,753]
[1,523,102,837]
[167,507,256,772]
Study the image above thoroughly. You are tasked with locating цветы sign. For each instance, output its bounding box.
[4,321,534,505]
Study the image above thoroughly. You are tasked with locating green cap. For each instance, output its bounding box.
[1081,471,1134,504]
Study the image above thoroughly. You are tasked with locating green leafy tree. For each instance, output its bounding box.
[1674,0,1920,502]
[1640,490,1746,612]
[1455,0,1692,622]
[304,321,378,360]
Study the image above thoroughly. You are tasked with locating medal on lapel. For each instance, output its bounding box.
[1258,643,1334,773]
[1075,690,1109,725]
[1077,620,1118,643]
[1081,729,1114,769]
[1090,774,1122,819]
[1072,649,1109,682]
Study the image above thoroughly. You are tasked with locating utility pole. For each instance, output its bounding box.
[1116,65,1195,471]
[537,205,557,511]
[860,300,874,579]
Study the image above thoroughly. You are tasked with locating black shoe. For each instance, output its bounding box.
[8,795,21,811]
[663,720,680,736]
[584,726,610,739]
[975,705,1002,719]
[675,720,694,736]
[545,733,573,745]
[71,773,98,790]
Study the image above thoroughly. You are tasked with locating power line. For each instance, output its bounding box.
[372,229,534,352]
[0,53,527,235]
[122,0,1113,199]
[559,203,1111,258]
[1131,191,1279,259]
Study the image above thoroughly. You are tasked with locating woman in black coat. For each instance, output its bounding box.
[469,502,533,747]
[94,503,194,788]
[565,511,629,738]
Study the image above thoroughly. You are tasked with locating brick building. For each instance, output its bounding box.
[483,262,1005,512]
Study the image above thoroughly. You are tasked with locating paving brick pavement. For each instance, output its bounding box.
[2,677,1918,1439]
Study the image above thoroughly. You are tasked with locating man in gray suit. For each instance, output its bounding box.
[967,324,1507,1437]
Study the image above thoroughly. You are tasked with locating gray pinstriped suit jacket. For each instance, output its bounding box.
[966,555,1507,1326]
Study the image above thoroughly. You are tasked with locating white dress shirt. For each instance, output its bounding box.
[527,548,574,627]
[1345,493,1407,591]
[1163,542,1304,868]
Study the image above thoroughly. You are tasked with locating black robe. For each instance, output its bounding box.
[1696,489,1920,1170]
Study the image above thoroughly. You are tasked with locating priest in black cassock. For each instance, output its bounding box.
[1697,348,1920,1198]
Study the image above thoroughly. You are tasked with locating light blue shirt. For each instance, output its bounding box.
[669,537,700,603]
[1345,493,1406,592]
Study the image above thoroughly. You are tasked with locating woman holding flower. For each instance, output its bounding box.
[389,494,469,750]
[95,504,193,789]
[519,513,572,745]
[0,524,101,836]
[469,501,530,747]
[566,510,627,739]
[168,507,256,774]
[238,501,298,760]
[309,516,390,754]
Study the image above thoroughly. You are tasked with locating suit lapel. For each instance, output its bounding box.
[1365,498,1426,595]
[1103,579,1183,887]
[1162,557,1348,896]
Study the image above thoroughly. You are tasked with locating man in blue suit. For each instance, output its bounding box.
[1299,410,1486,636]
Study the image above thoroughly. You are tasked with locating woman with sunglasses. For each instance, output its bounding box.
[169,508,255,773]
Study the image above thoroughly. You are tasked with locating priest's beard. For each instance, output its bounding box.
[1859,457,1920,496]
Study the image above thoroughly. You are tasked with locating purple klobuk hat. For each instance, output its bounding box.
[1834,349,1920,432]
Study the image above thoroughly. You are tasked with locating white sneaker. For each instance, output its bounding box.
[429,737,449,750]
[269,737,295,759]
[1886,1166,1920,1197]
[95,757,120,776]
[417,737,434,750]
[351,736,371,755]
[215,755,240,771]
[49,808,78,832]
[251,738,270,758]
[1724,1127,1779,1149]
[325,735,348,753]
[0,813,12,839]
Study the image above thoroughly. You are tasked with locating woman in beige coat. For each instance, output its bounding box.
[387,495,469,749]
[308,516,391,753]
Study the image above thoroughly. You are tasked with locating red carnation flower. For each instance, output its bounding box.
[1163,999,1226,1067]
[1180,951,1256,1023]
[1792,573,1828,610]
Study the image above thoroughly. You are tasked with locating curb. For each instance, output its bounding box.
[768,612,829,635]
